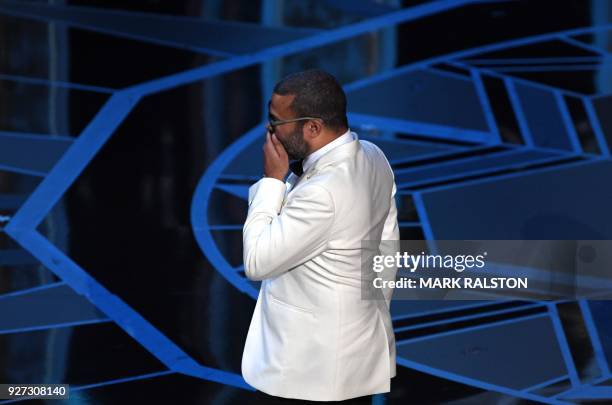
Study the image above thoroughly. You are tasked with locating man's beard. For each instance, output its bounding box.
[279,127,308,160]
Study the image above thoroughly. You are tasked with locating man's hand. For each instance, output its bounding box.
[263,132,289,181]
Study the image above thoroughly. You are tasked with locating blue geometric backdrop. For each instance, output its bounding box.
[1,0,612,403]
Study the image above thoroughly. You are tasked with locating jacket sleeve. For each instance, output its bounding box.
[379,181,400,309]
[243,177,335,281]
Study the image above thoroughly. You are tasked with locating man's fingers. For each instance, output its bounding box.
[271,134,288,159]
[262,132,289,180]
[263,132,279,158]
[262,132,268,151]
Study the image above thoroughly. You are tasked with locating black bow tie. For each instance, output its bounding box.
[289,159,304,177]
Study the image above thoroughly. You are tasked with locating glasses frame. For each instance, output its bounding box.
[267,116,322,132]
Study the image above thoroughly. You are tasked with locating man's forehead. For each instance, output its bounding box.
[269,93,295,113]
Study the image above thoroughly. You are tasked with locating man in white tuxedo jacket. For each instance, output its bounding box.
[242,70,399,402]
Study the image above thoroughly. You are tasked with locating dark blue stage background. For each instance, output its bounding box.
[1,0,612,403]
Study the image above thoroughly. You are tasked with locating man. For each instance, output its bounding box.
[242,69,399,403]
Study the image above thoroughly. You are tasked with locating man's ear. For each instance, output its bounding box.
[305,119,323,139]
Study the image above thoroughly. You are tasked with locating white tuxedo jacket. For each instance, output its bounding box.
[241,132,399,401]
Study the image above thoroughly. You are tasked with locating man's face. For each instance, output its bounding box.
[268,93,309,161]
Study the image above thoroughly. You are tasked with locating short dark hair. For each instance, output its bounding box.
[273,69,348,131]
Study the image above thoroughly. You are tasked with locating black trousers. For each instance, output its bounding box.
[253,390,374,404]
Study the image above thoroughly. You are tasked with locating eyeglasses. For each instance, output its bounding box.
[267,116,321,133]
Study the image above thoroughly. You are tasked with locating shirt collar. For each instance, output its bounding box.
[302,128,354,173]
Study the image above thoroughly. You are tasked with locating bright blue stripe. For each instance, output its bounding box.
[411,192,436,242]
[394,147,521,174]
[554,91,583,153]
[464,56,602,65]
[360,132,467,150]
[469,68,501,142]
[391,300,507,322]
[557,386,612,400]
[0,73,115,93]
[388,146,470,165]
[348,112,491,143]
[177,366,253,390]
[582,97,610,156]
[490,64,600,73]
[396,354,569,404]
[577,299,611,376]
[587,374,612,386]
[0,281,65,301]
[592,91,612,100]
[394,302,544,333]
[522,375,569,393]
[547,303,581,387]
[72,370,175,392]
[0,318,111,335]
[505,77,535,146]
[425,66,472,81]
[397,313,547,345]
[0,130,74,141]
[398,153,572,190]
[562,35,612,56]
[0,163,46,177]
